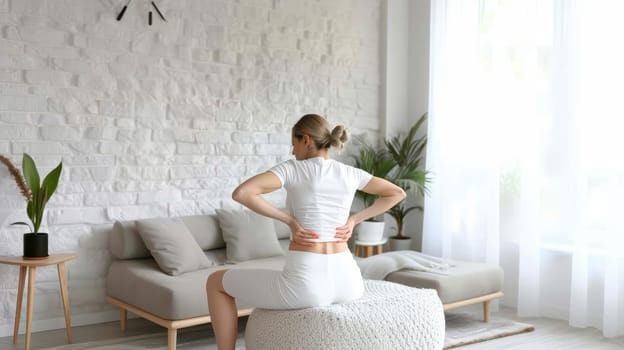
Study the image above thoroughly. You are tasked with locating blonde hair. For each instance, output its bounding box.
[292,114,349,151]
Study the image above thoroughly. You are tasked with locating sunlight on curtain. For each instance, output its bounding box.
[425,0,624,337]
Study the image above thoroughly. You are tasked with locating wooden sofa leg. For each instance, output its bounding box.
[168,328,177,350]
[483,300,490,322]
[120,309,127,331]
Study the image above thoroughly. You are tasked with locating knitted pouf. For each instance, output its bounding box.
[244,280,445,350]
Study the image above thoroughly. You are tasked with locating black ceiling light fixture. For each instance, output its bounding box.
[116,0,167,26]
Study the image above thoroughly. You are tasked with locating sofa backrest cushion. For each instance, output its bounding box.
[110,220,151,259]
[216,208,284,262]
[135,217,214,275]
[110,213,225,260]
[180,214,225,250]
[109,211,291,261]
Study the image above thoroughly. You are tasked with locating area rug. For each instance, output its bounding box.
[42,313,533,350]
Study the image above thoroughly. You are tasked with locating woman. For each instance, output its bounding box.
[206,114,406,349]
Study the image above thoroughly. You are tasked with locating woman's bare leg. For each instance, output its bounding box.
[206,270,238,350]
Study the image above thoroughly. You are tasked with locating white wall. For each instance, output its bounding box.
[383,0,430,250]
[0,0,382,336]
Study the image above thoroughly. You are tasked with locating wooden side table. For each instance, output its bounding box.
[0,253,78,350]
[354,238,388,258]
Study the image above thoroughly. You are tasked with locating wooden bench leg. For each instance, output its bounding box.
[168,328,177,350]
[120,309,127,332]
[483,300,490,322]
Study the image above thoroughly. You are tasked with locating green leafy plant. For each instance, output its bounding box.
[384,113,431,238]
[1,153,63,234]
[351,113,431,234]
[351,143,395,221]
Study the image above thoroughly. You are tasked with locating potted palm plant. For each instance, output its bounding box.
[384,113,430,250]
[351,142,395,242]
[1,153,63,258]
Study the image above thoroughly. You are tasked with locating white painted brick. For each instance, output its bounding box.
[138,189,182,205]
[67,141,98,155]
[199,1,232,24]
[195,130,231,144]
[66,113,109,126]
[269,132,291,144]
[168,200,200,217]
[99,141,126,155]
[0,69,21,82]
[231,131,269,144]
[10,0,46,15]
[40,126,81,141]
[84,192,136,207]
[117,166,169,181]
[107,204,168,221]
[135,96,166,119]
[0,125,37,139]
[115,118,135,129]
[0,39,22,54]
[215,144,255,155]
[85,127,117,140]
[47,208,108,225]
[0,95,47,112]
[52,193,83,207]
[170,166,215,179]
[214,50,237,65]
[11,142,66,155]
[17,25,66,45]
[71,33,87,48]
[255,144,290,155]
[76,72,116,91]
[0,141,8,153]
[25,44,80,60]
[86,36,129,53]
[116,128,151,142]
[68,167,115,182]
[66,155,115,167]
[153,128,195,142]
[113,181,168,193]
[87,167,116,181]
[36,113,65,125]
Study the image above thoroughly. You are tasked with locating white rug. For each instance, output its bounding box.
[42,313,533,350]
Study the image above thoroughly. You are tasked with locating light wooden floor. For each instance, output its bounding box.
[1,307,623,349]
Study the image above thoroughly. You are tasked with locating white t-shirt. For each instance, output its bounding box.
[269,157,373,242]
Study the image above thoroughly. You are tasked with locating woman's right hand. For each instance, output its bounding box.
[288,217,319,246]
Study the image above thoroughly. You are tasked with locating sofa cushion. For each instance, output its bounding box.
[136,218,214,276]
[110,221,151,260]
[216,208,284,262]
[385,260,503,304]
[106,247,288,320]
[180,214,226,250]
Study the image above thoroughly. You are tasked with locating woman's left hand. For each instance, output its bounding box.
[335,217,356,242]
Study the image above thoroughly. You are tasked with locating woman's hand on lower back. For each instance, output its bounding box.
[335,216,356,242]
[289,218,319,246]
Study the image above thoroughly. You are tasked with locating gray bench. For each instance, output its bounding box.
[385,259,504,321]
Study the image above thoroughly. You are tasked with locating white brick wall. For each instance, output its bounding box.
[0,0,382,335]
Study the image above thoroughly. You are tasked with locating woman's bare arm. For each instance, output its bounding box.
[232,171,319,244]
[352,176,406,224]
[335,176,406,241]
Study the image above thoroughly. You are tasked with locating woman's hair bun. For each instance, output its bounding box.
[329,125,349,151]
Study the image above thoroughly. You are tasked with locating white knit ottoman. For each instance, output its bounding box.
[244,280,445,350]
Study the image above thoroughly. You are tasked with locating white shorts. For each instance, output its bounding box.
[222,250,364,310]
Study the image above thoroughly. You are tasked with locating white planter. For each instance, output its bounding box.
[389,236,412,251]
[356,221,385,242]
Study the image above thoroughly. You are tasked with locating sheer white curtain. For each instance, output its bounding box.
[424,0,624,337]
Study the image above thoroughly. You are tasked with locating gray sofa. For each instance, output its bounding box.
[106,211,292,350]
[106,211,504,350]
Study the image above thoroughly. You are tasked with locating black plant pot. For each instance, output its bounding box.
[23,233,48,259]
